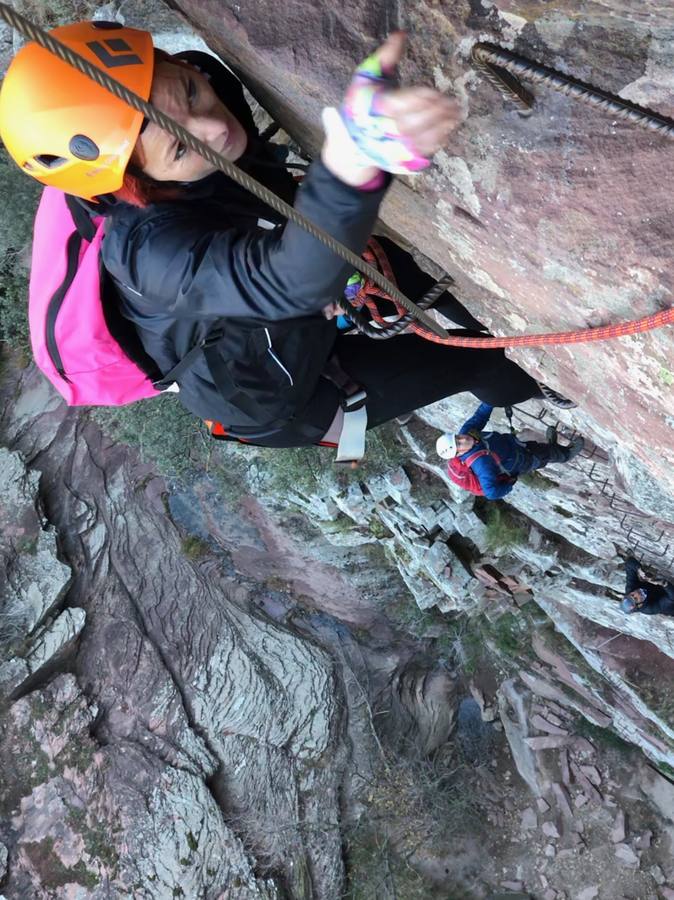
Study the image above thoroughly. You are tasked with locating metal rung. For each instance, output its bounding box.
[581,444,610,463]
[623,524,667,548]
[619,514,663,540]
[634,542,671,560]
[586,463,612,493]
[610,495,652,518]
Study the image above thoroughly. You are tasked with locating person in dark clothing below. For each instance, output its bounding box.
[0,26,573,460]
[621,557,674,616]
[436,401,584,499]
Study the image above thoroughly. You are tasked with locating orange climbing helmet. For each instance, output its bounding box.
[0,21,154,200]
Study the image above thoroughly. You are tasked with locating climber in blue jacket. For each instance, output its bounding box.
[436,402,584,499]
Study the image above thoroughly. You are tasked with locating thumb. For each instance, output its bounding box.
[371,31,406,76]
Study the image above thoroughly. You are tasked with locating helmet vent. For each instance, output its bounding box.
[69,135,100,161]
[35,154,67,169]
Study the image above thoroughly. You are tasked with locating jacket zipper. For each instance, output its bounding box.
[45,230,83,383]
[264,327,294,386]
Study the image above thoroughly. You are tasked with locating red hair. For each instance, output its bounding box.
[114,172,182,207]
[113,48,193,208]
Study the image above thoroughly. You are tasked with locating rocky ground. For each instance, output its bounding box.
[2,359,674,899]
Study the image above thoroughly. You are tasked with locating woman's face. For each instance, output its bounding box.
[134,59,248,182]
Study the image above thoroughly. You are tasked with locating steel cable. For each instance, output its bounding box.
[1,3,673,348]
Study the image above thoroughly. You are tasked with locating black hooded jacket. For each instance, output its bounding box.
[100,51,389,436]
[624,557,674,616]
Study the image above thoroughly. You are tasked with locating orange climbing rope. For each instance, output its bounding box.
[346,242,674,347]
[412,308,674,349]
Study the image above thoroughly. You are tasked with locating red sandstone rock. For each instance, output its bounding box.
[532,714,570,736]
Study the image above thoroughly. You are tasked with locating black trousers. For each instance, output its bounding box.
[255,236,542,447]
[335,331,541,430]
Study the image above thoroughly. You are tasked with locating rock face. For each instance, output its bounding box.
[0,366,462,899]
[2,674,270,899]
[0,387,336,895]
[170,0,674,504]
[4,1,674,896]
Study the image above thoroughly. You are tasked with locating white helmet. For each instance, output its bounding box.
[435,433,456,459]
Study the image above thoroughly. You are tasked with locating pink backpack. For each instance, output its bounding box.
[29,186,161,406]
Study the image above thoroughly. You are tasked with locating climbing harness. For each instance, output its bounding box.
[321,356,369,463]
[1,2,673,350]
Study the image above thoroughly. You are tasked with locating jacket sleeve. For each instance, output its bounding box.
[121,159,390,322]
[639,597,665,615]
[471,453,515,500]
[655,585,674,616]
[459,402,493,437]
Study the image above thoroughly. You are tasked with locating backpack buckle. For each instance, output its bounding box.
[341,389,367,413]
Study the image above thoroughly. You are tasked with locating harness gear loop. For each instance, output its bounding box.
[1,3,672,350]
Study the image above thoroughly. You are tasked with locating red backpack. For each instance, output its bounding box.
[447,448,512,496]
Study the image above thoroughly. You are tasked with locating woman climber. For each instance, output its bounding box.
[0,23,570,458]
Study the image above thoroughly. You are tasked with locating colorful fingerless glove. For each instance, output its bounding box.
[338,52,430,174]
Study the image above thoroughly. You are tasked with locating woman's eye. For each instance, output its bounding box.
[175,142,187,161]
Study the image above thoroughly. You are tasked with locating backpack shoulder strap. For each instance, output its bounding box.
[153,324,226,390]
[464,448,490,467]
[465,444,511,475]
[64,194,97,243]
